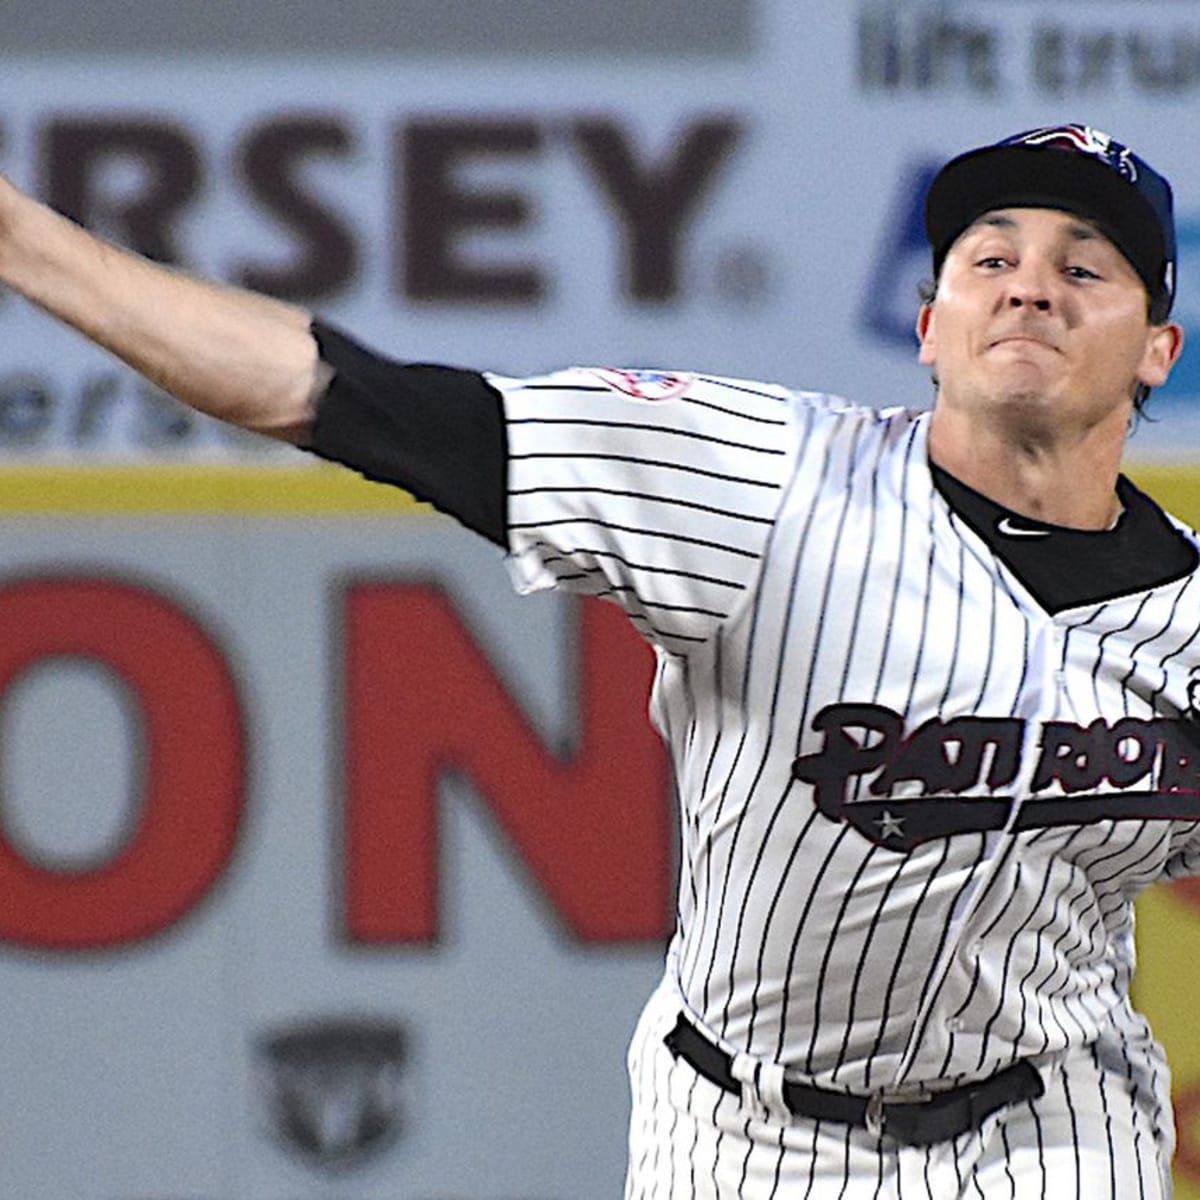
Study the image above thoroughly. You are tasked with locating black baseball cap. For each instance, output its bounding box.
[925,125,1176,317]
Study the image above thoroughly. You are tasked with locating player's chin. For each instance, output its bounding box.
[996,387,1056,409]
[984,366,1065,411]
[971,384,1069,432]
[958,376,1053,411]
[941,371,1064,421]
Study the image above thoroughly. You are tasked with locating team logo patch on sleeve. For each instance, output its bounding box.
[588,368,694,401]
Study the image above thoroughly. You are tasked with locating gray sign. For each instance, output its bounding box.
[5,0,752,56]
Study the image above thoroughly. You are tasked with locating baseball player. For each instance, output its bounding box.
[0,123,1194,1197]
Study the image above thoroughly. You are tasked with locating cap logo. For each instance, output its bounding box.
[930,123,1176,315]
[1009,124,1139,183]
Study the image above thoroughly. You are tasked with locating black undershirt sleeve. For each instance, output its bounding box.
[306,318,509,548]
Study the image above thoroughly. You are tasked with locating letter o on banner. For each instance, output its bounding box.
[0,577,244,949]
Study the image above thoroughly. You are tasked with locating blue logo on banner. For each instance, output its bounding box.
[860,161,940,350]
[861,162,1200,405]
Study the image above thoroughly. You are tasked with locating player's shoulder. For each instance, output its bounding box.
[488,365,792,411]
[1121,473,1200,541]
[487,364,914,432]
[1146,495,1200,553]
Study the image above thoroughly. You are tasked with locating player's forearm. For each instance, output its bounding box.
[0,176,323,443]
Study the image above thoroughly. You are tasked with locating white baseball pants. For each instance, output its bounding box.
[625,976,1174,1199]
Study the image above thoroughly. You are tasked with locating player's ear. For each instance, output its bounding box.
[1137,320,1185,389]
[916,302,937,366]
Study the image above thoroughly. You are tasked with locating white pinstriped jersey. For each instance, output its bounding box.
[498,366,1200,1097]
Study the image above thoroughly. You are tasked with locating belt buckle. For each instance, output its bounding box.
[864,1087,933,1139]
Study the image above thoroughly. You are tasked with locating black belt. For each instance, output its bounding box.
[663,1013,1044,1146]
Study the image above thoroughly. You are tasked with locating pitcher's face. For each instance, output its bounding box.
[918,207,1181,435]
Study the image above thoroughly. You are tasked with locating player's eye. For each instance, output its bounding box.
[976,256,1008,270]
[1064,264,1101,281]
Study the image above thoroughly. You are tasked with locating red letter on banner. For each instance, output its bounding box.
[0,578,244,949]
[1174,1082,1200,1186]
[343,585,672,944]
[1172,876,1200,913]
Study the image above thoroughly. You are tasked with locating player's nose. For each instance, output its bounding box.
[1001,258,1055,312]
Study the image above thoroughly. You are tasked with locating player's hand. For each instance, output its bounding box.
[0,173,25,256]
[0,174,35,308]
[0,173,50,292]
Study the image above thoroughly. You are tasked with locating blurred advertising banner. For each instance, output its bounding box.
[0,473,672,1198]
[0,0,1199,464]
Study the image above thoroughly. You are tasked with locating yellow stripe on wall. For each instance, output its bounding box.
[1127,463,1200,528]
[0,464,429,515]
[0,459,1194,520]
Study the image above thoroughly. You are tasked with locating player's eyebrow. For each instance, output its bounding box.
[967,212,1104,243]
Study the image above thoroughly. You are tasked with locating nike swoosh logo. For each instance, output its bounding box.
[996,516,1051,538]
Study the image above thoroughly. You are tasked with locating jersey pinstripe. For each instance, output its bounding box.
[497,367,1200,1108]
[503,369,805,650]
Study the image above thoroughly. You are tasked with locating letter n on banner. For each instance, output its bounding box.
[341,583,672,945]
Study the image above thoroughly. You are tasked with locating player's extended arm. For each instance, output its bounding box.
[0,174,326,444]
